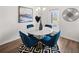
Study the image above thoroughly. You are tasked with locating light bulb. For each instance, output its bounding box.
[36,7,41,11]
[42,8,46,11]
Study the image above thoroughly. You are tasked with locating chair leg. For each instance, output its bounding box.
[51,44,60,53]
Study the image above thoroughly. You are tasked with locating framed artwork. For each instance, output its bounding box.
[18,6,33,23]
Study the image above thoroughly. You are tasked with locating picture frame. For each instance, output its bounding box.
[18,6,33,23]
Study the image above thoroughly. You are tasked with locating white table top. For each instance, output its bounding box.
[26,27,53,35]
[18,23,60,39]
[18,23,59,36]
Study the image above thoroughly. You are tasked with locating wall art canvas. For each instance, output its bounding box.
[18,6,33,23]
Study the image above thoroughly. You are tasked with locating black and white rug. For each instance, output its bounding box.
[17,42,60,53]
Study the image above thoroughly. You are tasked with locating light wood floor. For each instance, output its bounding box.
[58,37,79,53]
[0,39,22,53]
[0,37,79,53]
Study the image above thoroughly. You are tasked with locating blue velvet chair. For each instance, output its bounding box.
[19,31,38,48]
[42,31,61,47]
[45,24,52,28]
[27,24,34,29]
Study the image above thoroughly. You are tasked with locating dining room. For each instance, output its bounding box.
[0,6,79,53]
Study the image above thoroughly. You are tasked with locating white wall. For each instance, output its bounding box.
[0,6,19,45]
[59,6,79,42]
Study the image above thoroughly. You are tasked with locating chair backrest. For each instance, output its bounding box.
[45,24,52,28]
[27,24,34,29]
[53,31,61,44]
[19,31,38,48]
[42,31,61,47]
[19,31,29,47]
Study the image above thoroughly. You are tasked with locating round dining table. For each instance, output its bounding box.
[18,23,58,39]
[25,27,54,39]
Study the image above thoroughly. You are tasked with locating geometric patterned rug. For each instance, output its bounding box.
[17,42,60,53]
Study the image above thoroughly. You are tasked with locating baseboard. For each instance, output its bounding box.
[61,35,79,43]
[0,35,79,45]
[0,36,20,45]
